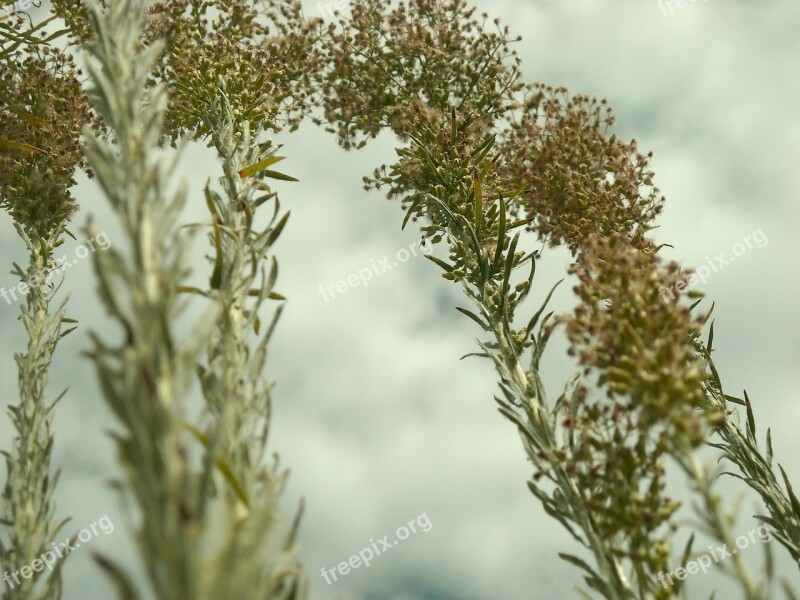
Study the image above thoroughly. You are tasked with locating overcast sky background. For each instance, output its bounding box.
[1,0,798,598]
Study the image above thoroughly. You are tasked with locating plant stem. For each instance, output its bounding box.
[1,229,71,600]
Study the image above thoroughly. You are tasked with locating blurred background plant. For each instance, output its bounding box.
[76,0,323,598]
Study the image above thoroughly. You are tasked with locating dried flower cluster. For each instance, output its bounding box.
[320,6,662,262]
[564,234,711,444]
[498,84,663,254]
[52,0,323,146]
[318,0,522,149]
[0,43,94,238]
[145,0,323,145]
[550,234,713,588]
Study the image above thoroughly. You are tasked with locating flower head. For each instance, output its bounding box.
[498,84,663,254]
[551,233,713,581]
[0,43,94,238]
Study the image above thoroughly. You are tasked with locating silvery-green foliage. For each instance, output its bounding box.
[0,228,74,600]
[82,1,208,597]
[190,87,307,599]
[81,1,306,598]
[699,333,800,573]
[1,8,94,597]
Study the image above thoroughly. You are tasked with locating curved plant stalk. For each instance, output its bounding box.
[394,114,639,599]
[319,2,796,596]
[395,126,776,598]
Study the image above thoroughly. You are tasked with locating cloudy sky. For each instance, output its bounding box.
[1,0,798,598]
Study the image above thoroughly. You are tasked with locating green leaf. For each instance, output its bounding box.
[10,107,48,126]
[265,211,290,247]
[469,134,495,162]
[182,422,250,510]
[515,253,538,306]
[778,465,800,518]
[209,223,223,290]
[525,279,564,340]
[237,155,285,178]
[253,192,276,208]
[176,286,209,297]
[707,320,715,352]
[501,232,520,301]
[674,532,695,594]
[59,326,78,339]
[0,138,45,154]
[724,394,746,406]
[93,553,139,600]
[455,306,490,331]
[423,253,454,272]
[766,428,774,469]
[493,194,506,275]
[557,553,607,596]
[204,185,221,220]
[401,195,424,231]
[261,169,298,182]
[472,169,482,231]
[507,217,533,230]
[744,390,756,439]
[459,352,490,360]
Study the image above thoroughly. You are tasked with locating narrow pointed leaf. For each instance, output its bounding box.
[237,155,285,178]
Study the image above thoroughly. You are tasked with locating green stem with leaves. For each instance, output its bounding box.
[700,331,800,571]
[0,228,73,600]
[186,85,307,599]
